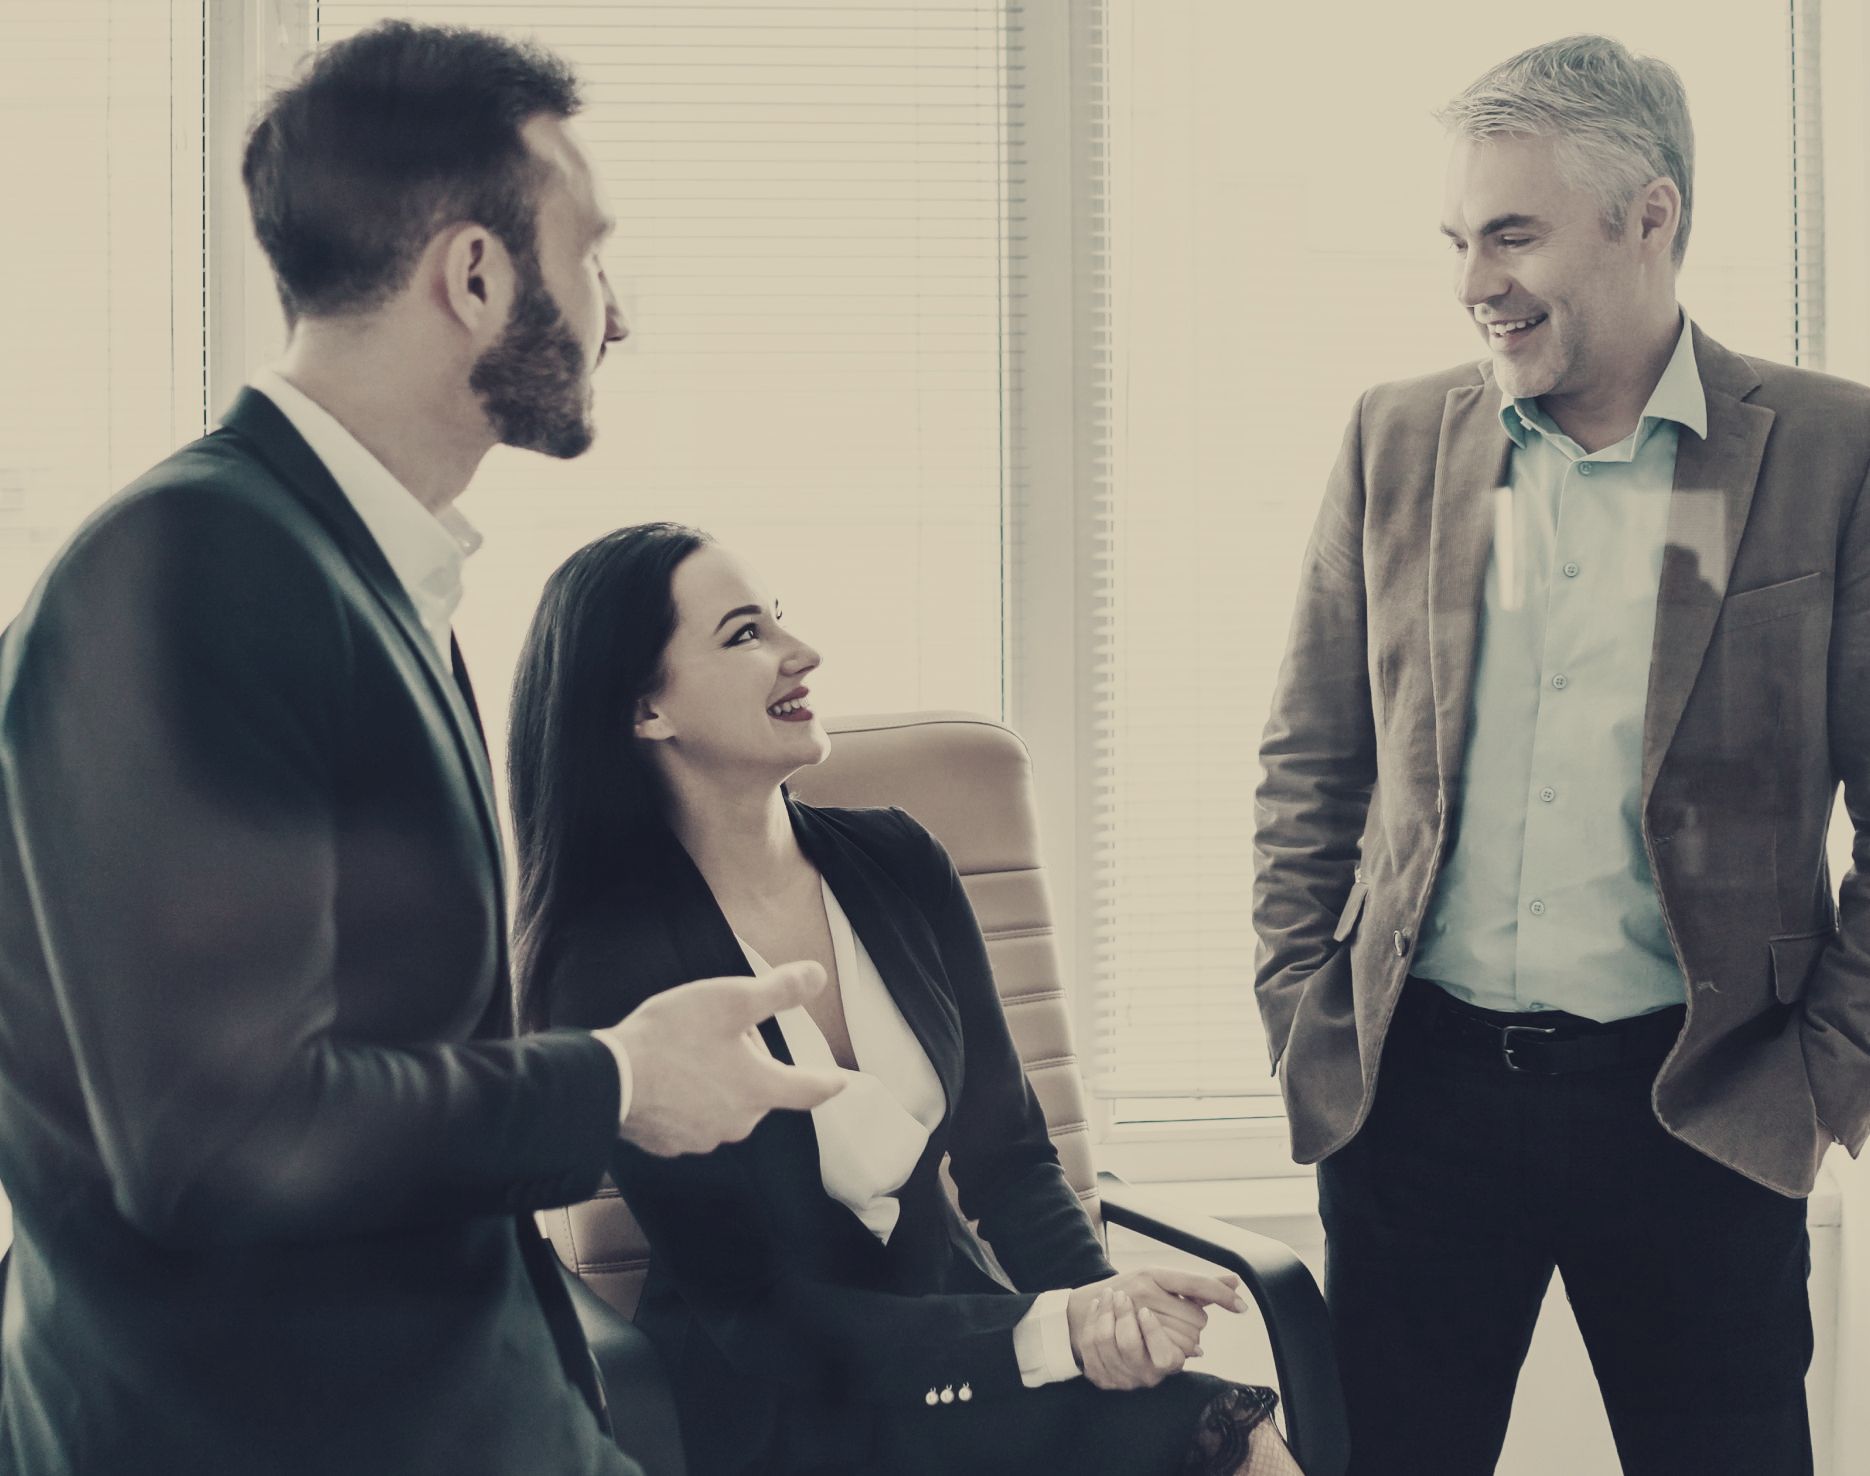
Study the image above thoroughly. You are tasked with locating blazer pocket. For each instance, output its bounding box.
[1332,879,1370,944]
[1717,570,1827,632]
[1769,928,1834,1005]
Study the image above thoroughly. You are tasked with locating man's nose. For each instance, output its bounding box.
[1455,251,1507,309]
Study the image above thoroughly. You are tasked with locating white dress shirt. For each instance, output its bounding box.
[737,879,1079,1387]
[1413,316,1704,1021]
[249,368,481,661]
[247,369,634,1128]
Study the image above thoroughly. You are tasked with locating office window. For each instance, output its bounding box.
[0,0,207,1252]
[315,2,1022,774]
[1088,2,1806,1141]
[0,0,206,623]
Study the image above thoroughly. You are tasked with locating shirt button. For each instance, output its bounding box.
[1578,462,1595,476]
[940,1386,955,1405]
[1539,786,1555,802]
[958,1384,973,1403]
[926,1389,940,1407]
[1529,899,1546,916]
[1563,562,1580,578]
[1551,673,1568,690]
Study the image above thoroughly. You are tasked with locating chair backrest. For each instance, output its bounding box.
[541,711,1100,1318]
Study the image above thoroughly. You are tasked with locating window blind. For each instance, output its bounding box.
[0,0,206,623]
[0,0,207,1251]
[1090,1,1803,1120]
[1792,0,1825,370]
[315,2,1022,784]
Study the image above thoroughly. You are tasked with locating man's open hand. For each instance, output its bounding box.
[598,961,845,1156]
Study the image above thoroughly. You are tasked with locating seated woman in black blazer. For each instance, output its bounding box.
[508,523,1301,1476]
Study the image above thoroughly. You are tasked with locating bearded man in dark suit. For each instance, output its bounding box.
[0,23,842,1475]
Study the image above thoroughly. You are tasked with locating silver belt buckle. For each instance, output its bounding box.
[1500,1023,1558,1073]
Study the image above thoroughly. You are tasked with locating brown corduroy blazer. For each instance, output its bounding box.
[1254,324,1870,1198]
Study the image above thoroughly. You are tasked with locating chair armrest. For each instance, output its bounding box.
[1097,1172,1349,1476]
[558,1263,688,1476]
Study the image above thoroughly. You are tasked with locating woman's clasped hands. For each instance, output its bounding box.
[1064,1269,1251,1390]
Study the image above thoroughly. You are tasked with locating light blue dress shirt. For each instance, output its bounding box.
[1412,316,1705,1021]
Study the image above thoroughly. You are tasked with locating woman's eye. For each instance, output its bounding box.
[727,622,760,646]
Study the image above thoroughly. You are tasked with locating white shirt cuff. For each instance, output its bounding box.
[1013,1287,1081,1388]
[600,1033,634,1132]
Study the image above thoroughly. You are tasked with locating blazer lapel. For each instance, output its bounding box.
[216,390,507,890]
[1428,372,1515,793]
[1641,330,1773,802]
[649,836,827,1178]
[654,837,793,1054]
[791,804,964,1121]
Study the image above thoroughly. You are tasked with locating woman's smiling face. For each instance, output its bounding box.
[633,542,830,780]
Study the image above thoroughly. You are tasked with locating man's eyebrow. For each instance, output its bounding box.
[713,604,762,634]
[1440,212,1541,240]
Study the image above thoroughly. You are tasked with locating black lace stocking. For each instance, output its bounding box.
[1180,1383,1290,1476]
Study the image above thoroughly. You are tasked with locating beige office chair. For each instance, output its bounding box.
[545,712,1348,1476]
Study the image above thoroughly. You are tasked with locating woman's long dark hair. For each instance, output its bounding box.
[508,521,711,1030]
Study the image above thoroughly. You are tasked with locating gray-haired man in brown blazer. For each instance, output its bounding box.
[1254,36,1870,1476]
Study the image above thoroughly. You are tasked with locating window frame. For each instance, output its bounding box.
[204,1,1849,1191]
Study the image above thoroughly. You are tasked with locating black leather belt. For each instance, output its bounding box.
[1399,976,1684,1075]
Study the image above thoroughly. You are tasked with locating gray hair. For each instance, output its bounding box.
[1438,35,1694,266]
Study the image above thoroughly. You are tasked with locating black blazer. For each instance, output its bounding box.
[545,802,1114,1476]
[0,391,634,1475]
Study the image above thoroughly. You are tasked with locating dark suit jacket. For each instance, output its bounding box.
[0,391,634,1473]
[544,802,1113,1476]
[1254,324,1870,1197]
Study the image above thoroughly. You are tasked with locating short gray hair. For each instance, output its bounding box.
[1438,35,1694,266]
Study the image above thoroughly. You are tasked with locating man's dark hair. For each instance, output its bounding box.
[242,21,581,325]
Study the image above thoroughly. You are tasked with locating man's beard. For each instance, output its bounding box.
[470,258,595,460]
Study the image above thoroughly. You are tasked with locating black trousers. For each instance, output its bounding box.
[1316,980,1813,1476]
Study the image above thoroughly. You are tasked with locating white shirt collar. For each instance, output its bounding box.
[249,367,481,659]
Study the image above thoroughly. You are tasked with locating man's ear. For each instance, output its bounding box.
[437,224,512,340]
[634,695,674,743]
[1636,176,1681,259]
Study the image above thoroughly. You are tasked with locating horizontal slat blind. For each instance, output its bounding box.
[0,0,206,1253]
[316,3,1019,779]
[1792,0,1825,370]
[1090,2,1800,1116]
[0,0,205,623]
